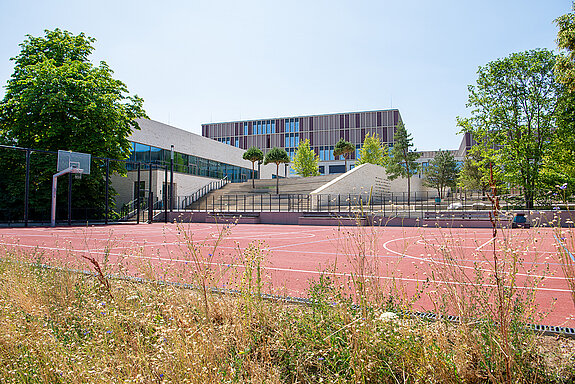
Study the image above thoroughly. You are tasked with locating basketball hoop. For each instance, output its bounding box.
[51,150,91,226]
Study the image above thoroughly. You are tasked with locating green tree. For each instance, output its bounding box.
[356,133,387,166]
[544,5,575,198]
[263,147,290,194]
[555,3,575,91]
[385,122,420,207]
[458,49,559,209]
[242,146,264,188]
[292,139,319,177]
[423,150,458,199]
[457,154,486,194]
[0,29,146,220]
[333,138,354,172]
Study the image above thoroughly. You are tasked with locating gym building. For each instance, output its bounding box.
[111,118,274,208]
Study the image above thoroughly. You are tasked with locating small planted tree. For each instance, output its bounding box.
[356,133,387,166]
[263,147,290,194]
[333,138,355,172]
[292,139,319,177]
[386,122,420,207]
[424,150,459,199]
[243,146,264,188]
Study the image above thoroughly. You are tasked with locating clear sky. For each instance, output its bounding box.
[0,0,571,151]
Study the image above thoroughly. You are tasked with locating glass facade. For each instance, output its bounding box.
[127,142,255,183]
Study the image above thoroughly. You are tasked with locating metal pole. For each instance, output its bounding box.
[105,159,110,225]
[24,149,30,227]
[348,194,351,213]
[170,145,174,212]
[68,172,72,226]
[137,162,141,224]
[148,163,153,224]
[164,165,168,223]
[51,175,58,227]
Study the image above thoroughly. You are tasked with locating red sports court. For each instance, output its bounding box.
[0,222,573,329]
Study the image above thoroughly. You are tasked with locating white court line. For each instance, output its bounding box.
[7,242,569,294]
[2,241,571,283]
[476,237,495,251]
[382,235,561,280]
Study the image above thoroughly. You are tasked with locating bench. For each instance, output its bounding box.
[424,211,492,220]
[205,212,260,224]
[298,212,367,226]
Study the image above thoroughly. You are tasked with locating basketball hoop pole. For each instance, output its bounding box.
[51,166,83,227]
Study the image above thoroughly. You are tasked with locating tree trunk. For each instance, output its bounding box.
[252,162,255,188]
[276,163,279,194]
[407,177,411,208]
[525,189,534,209]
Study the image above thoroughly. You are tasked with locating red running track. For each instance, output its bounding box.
[0,223,573,328]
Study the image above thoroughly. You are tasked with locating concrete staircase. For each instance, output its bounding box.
[187,175,339,211]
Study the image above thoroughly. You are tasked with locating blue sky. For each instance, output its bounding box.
[0,0,571,151]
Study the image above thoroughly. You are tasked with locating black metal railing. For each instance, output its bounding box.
[174,190,572,219]
[178,177,229,209]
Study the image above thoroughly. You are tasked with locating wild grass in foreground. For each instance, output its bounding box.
[0,244,574,384]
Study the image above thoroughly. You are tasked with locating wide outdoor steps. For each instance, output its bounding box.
[188,174,339,210]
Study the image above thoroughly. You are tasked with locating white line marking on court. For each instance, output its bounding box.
[381,235,560,280]
[2,241,571,283]
[476,237,495,251]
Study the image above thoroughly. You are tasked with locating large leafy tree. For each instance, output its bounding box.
[333,138,354,172]
[423,150,458,199]
[292,139,319,177]
[458,49,559,209]
[242,146,263,188]
[544,5,575,198]
[356,133,387,166]
[263,147,290,194]
[555,3,575,91]
[385,122,420,207]
[0,29,146,220]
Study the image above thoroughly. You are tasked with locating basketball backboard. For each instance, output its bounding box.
[57,150,91,175]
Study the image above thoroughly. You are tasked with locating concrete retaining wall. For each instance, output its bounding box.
[310,163,436,204]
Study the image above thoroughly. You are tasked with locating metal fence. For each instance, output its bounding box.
[0,144,166,226]
[2,144,574,225]
[178,190,560,219]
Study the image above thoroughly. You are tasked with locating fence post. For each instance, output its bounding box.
[164,164,168,223]
[68,173,72,226]
[137,162,141,224]
[383,194,386,216]
[106,159,110,225]
[148,163,153,223]
[24,149,30,227]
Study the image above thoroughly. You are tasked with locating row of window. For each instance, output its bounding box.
[216,137,240,147]
[284,133,300,149]
[127,142,256,182]
[246,120,277,135]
